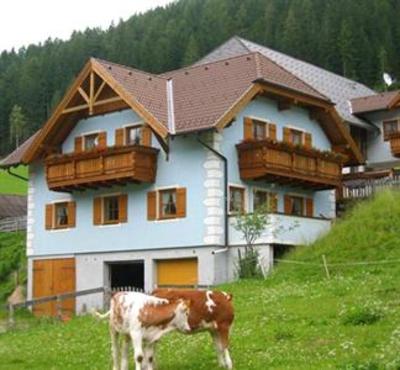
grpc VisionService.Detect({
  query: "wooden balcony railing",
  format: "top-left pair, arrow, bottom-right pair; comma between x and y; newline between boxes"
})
46,145 -> 159,191
236,140 -> 345,189
388,132 -> 400,157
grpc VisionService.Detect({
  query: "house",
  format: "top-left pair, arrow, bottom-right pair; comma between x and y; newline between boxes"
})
1,36 -> 387,316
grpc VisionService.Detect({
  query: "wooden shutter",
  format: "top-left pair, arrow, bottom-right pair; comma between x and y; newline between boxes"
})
115,128 -> 125,146
284,195 -> 292,215
93,197 -> 102,225
306,198 -> 314,217
283,127 -> 291,143
98,132 -> 107,149
244,117 -> 253,140
268,123 -> 277,141
74,137 -> 83,153
176,188 -> 187,218
67,202 -> 76,228
147,191 -> 157,221
304,133 -> 312,149
45,204 -> 54,230
119,194 -> 128,223
269,193 -> 278,213
141,125 -> 152,146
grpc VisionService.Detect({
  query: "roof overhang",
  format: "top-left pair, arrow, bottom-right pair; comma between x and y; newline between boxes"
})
22,59 -> 169,164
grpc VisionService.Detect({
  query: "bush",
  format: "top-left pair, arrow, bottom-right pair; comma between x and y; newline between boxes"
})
237,247 -> 263,279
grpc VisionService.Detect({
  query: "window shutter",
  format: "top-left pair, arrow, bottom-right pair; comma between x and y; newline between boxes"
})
244,117 -> 253,140
176,188 -> 187,218
98,132 -> 107,149
115,128 -> 125,146
269,193 -> 278,213
74,137 -> 83,153
45,204 -> 54,230
68,202 -> 76,228
119,194 -> 128,223
304,133 -> 312,149
141,125 -> 152,146
284,195 -> 292,214
283,127 -> 291,143
93,197 -> 102,225
268,123 -> 277,140
147,191 -> 157,221
306,198 -> 314,217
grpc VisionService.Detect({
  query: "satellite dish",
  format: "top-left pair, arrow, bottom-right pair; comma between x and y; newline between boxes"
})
383,72 -> 393,87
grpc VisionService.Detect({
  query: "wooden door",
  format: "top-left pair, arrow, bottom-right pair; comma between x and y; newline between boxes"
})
157,258 -> 198,287
33,258 -> 76,317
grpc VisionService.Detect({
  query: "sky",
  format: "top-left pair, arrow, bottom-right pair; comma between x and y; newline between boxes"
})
0,0 -> 175,52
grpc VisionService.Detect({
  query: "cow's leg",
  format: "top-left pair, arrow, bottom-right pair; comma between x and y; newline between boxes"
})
144,343 -> 155,370
120,335 -> 130,370
219,324 -> 233,370
131,332 -> 144,370
211,331 -> 226,368
110,327 -> 120,370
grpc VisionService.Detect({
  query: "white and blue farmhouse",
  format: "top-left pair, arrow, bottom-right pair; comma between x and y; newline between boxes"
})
1,39 -> 370,315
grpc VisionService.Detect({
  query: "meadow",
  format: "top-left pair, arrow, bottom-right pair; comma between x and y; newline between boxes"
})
0,166 -> 28,195
0,191 -> 400,369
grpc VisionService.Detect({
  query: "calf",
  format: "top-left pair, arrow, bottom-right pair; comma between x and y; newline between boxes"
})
96,291 -> 191,370
153,289 -> 234,369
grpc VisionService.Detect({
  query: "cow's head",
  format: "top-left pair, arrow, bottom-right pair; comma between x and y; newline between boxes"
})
172,299 -> 191,332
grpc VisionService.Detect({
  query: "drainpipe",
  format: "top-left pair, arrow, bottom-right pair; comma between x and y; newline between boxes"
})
6,167 -> 28,182
197,136 -> 229,249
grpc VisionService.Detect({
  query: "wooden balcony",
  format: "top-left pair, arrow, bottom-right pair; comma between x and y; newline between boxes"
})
388,132 -> 400,157
46,145 -> 159,192
236,140 -> 344,190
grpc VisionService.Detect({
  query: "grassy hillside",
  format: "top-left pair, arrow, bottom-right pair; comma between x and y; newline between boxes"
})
0,167 -> 28,195
0,191 -> 400,369
0,232 -> 26,303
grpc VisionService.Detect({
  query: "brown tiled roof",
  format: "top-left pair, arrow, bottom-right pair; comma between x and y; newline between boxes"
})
165,52 -> 328,133
0,131 -> 40,168
95,59 -> 169,128
0,195 -> 27,219
351,90 -> 400,114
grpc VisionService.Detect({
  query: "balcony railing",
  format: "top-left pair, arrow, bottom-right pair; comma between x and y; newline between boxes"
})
388,132 -> 400,157
236,139 -> 344,189
46,145 -> 159,191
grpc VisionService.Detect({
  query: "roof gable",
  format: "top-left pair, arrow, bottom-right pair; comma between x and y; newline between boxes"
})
351,90 -> 400,114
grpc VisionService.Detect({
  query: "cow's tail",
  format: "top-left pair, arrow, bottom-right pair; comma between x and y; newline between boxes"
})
92,309 -> 111,320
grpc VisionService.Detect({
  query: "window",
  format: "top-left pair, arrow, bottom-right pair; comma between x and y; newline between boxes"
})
104,196 -> 120,223
253,120 -> 267,140
284,195 -> 313,217
159,189 -> 177,219
229,186 -> 245,214
253,190 -> 269,212
383,119 -> 400,140
55,202 -> 69,227
45,201 -> 76,230
84,133 -> 99,151
290,129 -> 304,146
126,125 -> 142,145
290,196 -> 304,216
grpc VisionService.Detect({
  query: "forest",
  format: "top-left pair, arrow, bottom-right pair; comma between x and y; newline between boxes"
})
0,0 -> 399,156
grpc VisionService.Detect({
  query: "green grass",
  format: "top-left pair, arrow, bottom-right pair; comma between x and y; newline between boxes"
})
1,191 -> 400,369
0,166 -> 28,195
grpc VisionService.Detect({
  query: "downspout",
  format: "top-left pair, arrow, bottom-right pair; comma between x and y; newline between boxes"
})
197,136 -> 229,249
6,167 -> 28,182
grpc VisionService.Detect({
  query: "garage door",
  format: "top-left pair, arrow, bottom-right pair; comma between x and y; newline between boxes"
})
33,258 -> 76,318
157,258 -> 198,287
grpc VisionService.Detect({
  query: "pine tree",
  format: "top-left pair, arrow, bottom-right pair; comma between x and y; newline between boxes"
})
9,105 -> 28,149
182,35 -> 200,66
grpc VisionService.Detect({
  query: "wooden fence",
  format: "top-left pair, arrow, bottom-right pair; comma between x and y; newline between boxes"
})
340,175 -> 400,200
0,216 -> 26,232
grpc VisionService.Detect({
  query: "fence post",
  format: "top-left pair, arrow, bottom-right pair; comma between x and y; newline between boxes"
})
8,304 -> 15,328
104,287 -> 112,310
322,254 -> 331,279
56,295 -> 63,320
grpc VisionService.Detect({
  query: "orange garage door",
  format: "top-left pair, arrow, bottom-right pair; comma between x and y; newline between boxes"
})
33,258 -> 76,318
157,258 -> 198,287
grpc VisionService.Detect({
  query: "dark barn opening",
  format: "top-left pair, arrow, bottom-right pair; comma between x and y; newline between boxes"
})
108,261 -> 144,291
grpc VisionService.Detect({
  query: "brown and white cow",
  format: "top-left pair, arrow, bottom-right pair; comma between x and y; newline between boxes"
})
153,289 -> 234,369
96,291 -> 191,370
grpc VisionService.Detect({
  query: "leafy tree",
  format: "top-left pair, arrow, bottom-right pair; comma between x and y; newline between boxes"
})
9,105 -> 28,148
